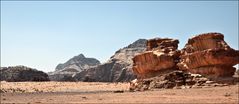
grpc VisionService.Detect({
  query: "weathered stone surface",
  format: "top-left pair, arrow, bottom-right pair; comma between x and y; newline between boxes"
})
178,32 -> 239,77
129,71 -> 211,91
132,51 -> 175,75
178,49 -> 239,70
130,32 -> 238,91
132,38 -> 180,78
181,32 -> 231,54
146,38 -> 179,51
129,70 -> 238,91
186,66 -> 236,78
48,54 -> 100,81
73,39 -> 147,82
0,66 -> 49,82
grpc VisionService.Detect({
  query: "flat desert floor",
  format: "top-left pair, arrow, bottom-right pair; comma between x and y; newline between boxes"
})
0,81 -> 238,103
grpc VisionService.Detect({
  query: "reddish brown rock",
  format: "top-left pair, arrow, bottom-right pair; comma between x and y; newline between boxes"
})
187,66 -> 236,78
178,49 -> 239,70
181,32 -> 231,54
130,32 -> 238,91
178,32 -> 239,77
132,51 -> 176,75
146,38 -> 179,51
132,38 -> 180,78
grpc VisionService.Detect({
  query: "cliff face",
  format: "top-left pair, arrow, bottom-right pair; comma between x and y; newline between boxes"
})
73,39 -> 147,82
132,38 -> 180,78
177,33 -> 239,78
0,66 -> 49,82
48,54 -> 100,81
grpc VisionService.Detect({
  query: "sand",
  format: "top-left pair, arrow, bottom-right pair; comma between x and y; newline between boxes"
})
0,81 -> 238,103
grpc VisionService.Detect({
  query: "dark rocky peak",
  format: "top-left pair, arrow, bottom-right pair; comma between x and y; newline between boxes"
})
110,39 -> 147,62
55,53 -> 100,71
72,54 -> 85,61
50,54 -> 100,81
126,39 -> 147,48
0,65 -> 49,82
73,39 -> 148,82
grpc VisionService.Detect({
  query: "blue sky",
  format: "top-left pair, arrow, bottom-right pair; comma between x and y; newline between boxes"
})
1,1 -> 238,72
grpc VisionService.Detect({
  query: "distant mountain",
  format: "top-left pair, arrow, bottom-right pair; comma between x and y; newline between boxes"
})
0,65 -> 49,82
73,39 -> 147,82
48,54 -> 100,81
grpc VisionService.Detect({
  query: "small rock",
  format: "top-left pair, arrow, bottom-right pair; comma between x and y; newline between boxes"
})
113,90 -> 124,93
224,93 -> 231,97
82,96 -> 88,99
205,81 -> 214,84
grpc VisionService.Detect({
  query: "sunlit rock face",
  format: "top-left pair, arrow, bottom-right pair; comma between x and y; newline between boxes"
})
177,32 -> 239,78
130,32 -> 239,91
132,38 -> 180,78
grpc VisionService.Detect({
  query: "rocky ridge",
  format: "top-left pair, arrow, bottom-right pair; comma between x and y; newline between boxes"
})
0,66 -> 49,82
48,54 -> 100,81
73,39 -> 147,82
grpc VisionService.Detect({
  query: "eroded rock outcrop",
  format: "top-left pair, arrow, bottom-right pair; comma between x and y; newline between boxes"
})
0,66 -> 49,82
132,38 -> 180,78
130,32 -> 239,91
178,32 -> 239,78
73,39 -> 147,82
129,70 -> 236,91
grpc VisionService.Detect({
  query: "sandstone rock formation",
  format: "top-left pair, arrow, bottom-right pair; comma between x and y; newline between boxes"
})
132,38 -> 180,78
73,39 -> 147,82
130,32 -> 239,91
177,32 -> 239,78
0,66 -> 49,82
48,54 -> 100,81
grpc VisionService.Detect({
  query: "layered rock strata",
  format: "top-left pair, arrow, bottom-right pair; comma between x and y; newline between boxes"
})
130,32 -> 239,91
132,38 -> 180,78
178,33 -> 239,78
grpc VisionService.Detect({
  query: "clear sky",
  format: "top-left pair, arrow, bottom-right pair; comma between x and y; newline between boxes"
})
1,1 -> 238,72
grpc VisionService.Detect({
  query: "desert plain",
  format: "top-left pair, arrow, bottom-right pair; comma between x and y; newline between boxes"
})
0,81 -> 238,103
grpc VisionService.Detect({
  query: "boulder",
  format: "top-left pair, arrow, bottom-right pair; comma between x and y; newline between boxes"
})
181,32 -> 231,54
132,38 -> 180,78
0,66 -> 49,82
178,32 -> 239,77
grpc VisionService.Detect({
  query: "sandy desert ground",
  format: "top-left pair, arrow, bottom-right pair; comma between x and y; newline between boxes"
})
0,81 -> 238,103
